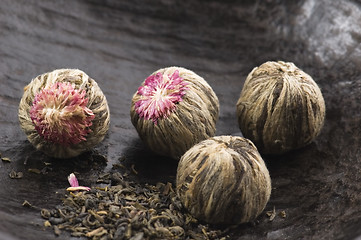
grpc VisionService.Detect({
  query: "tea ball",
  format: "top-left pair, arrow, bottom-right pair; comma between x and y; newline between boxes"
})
176,136 -> 271,225
19,69 -> 110,158
130,66 -> 219,159
236,61 -> 325,155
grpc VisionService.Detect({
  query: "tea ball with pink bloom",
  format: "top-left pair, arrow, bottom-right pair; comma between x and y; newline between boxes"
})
19,69 -> 110,158
130,66 -> 219,159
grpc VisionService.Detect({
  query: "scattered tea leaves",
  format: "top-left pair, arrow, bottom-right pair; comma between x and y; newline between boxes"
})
43,172 -> 231,239
266,207 -> 286,221
9,170 -> 23,179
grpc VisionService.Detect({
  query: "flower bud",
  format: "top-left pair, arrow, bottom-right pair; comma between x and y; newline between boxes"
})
19,69 -> 110,158
130,66 -> 219,159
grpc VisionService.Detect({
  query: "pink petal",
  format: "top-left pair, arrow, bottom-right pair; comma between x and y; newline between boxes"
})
67,173 -> 91,191
68,173 -> 79,187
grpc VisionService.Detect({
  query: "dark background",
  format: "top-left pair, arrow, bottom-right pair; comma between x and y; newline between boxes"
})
1,0 -> 361,239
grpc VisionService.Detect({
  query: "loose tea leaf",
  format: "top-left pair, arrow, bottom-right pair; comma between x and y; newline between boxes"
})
266,207 -> 276,222
54,225 -> 61,236
9,170 -> 23,179
22,200 -> 33,208
28,168 -> 41,174
41,209 -> 51,219
85,227 -> 107,238
43,172 -> 231,239
279,211 -> 287,218
44,220 -> 52,227
1,157 -> 11,163
131,164 -> 138,175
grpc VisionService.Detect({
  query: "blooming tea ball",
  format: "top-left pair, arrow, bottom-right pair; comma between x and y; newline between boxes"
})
236,61 -> 326,155
19,69 -> 110,158
130,66 -> 219,159
176,136 -> 271,225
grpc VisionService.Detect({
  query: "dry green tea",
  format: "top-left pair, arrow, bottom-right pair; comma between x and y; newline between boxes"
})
41,167 -> 231,239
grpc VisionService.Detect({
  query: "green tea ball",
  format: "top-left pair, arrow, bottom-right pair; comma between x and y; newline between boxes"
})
19,69 -> 110,158
130,66 -> 219,159
236,61 -> 326,155
176,136 -> 271,225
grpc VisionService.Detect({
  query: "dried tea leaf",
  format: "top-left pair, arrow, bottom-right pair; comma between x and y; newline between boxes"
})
9,170 -> 23,179
112,163 -> 126,170
53,226 -> 61,236
41,209 -> 51,219
131,164 -> 138,175
163,182 -> 173,195
279,210 -> 286,218
130,232 -> 144,240
28,168 -> 41,174
266,206 -> 276,221
67,186 -> 91,192
44,220 -> 51,227
85,227 -> 107,238
23,157 -> 28,165
97,210 -> 108,215
124,195 -> 137,201
22,200 -> 33,208
71,232 -> 84,237
1,157 -> 11,162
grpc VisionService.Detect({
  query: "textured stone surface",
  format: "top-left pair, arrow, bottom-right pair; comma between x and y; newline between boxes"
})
0,0 -> 361,239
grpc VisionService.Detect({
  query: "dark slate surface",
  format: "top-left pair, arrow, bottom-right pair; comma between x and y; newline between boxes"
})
1,0 -> 361,239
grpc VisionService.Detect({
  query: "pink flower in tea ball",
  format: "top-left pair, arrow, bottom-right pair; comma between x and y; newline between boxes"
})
30,82 -> 95,146
18,69 -> 110,158
131,67 -> 219,159
134,70 -> 188,124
